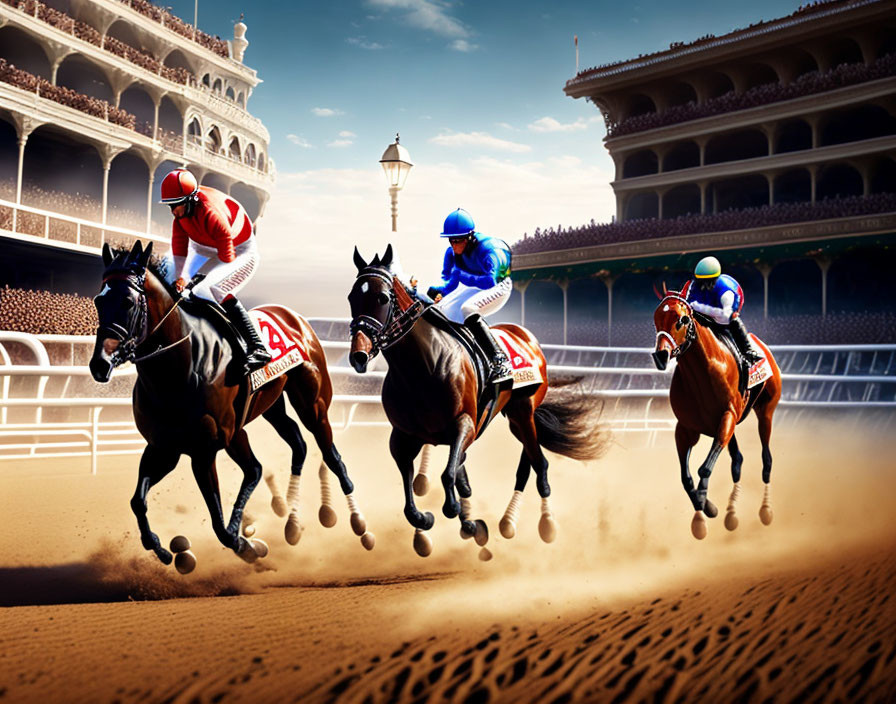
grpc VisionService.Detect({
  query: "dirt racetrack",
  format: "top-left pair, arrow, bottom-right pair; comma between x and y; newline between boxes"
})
1,413 -> 895,702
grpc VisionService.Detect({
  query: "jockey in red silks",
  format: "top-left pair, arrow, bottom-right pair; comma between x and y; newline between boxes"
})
159,168 -> 271,373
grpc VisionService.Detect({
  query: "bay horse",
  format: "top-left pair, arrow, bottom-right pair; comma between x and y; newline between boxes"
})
348,245 -> 608,556
653,293 -> 782,539
89,241 -> 373,570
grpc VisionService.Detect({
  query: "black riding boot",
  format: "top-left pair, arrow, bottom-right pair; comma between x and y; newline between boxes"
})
222,298 -> 271,374
464,313 -> 513,384
729,317 -> 763,364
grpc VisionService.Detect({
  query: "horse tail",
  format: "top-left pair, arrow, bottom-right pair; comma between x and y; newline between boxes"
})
533,389 -> 610,462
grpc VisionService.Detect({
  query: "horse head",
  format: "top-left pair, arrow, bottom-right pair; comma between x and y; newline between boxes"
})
653,292 -> 694,370
347,244 -> 396,373
89,240 -> 153,382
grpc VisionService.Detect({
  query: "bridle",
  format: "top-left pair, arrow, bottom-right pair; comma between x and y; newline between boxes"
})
97,270 -> 188,366
349,267 -> 425,359
656,295 -> 697,359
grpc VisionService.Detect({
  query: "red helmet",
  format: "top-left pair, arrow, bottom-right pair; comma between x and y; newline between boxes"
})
159,169 -> 199,204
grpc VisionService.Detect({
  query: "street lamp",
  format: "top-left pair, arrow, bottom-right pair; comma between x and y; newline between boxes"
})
379,133 -> 413,232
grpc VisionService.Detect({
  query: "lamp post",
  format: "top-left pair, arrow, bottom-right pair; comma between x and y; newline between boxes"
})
379,133 -> 413,232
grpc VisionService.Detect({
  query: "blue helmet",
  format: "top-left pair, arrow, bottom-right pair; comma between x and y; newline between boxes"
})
441,208 -> 476,238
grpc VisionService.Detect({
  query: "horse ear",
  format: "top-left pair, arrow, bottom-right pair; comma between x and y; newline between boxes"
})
129,240 -> 143,263
381,243 -> 393,268
353,246 -> 366,272
371,253 -> 381,267
140,241 -> 153,267
102,242 -> 113,267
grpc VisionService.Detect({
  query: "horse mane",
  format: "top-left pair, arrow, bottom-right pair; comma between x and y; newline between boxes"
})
106,242 -> 177,297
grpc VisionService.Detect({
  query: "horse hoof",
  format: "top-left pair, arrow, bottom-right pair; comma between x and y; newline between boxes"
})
474,519 -> 489,547
499,518 -> 516,540
243,523 -> 256,538
237,540 -> 259,563
704,499 -> 719,518
350,512 -> 367,536
271,496 -> 288,518
724,512 -> 739,531
691,512 -> 707,540
174,550 -> 196,574
319,505 -> 338,528
460,521 -> 476,540
478,547 -> 493,562
285,515 -> 303,546
422,512 -> 435,531
169,535 -> 191,553
248,538 -> 269,559
759,506 -> 774,525
538,515 -> 557,543
360,532 -> 376,551
413,473 -> 430,497
413,530 -> 433,558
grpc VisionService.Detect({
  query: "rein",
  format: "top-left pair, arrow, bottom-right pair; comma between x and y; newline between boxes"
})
350,268 -> 426,358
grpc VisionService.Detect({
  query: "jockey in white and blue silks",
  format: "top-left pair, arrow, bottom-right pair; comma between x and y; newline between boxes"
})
425,208 -> 513,384
680,256 -> 763,365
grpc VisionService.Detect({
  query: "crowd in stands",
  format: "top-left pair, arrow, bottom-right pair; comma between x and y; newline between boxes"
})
0,0 -> 193,84
513,193 -> 896,255
114,0 -> 229,58
0,58 -> 136,129
608,53 -> 896,137
0,286 -> 97,335
522,311 -> 896,347
573,0 -> 863,83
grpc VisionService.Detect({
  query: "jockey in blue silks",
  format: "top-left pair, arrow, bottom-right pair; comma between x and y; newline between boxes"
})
426,208 -> 513,384
681,256 -> 764,366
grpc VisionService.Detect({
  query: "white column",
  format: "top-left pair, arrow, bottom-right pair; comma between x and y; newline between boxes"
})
559,279 -> 569,346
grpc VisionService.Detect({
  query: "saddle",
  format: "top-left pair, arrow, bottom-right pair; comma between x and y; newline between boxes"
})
420,306 -> 509,433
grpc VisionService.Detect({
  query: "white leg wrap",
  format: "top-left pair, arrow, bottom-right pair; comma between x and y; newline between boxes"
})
727,482 -> 742,512
538,497 -> 557,543
418,445 -> 431,475
318,462 -> 337,528
499,490 -> 523,539
761,483 -> 771,507
346,493 -> 359,513
286,474 -> 301,514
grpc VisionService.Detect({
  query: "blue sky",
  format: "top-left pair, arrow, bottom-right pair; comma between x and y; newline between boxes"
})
160,0 -> 805,313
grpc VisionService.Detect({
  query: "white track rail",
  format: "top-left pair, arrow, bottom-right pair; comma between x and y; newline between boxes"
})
1,332 -> 894,473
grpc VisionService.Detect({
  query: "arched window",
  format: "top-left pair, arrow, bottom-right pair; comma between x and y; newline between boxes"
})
205,126 -> 222,153
228,137 -> 241,160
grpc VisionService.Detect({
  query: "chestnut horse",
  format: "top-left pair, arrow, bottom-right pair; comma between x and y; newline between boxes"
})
653,293 -> 781,539
89,241 -> 373,570
348,245 -> 608,556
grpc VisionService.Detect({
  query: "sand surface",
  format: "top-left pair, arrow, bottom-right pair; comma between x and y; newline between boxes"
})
1,414 -> 895,702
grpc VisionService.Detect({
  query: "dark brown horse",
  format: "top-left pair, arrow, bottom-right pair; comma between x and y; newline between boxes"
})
348,245 -> 608,556
653,293 -> 782,539
89,241 -> 373,570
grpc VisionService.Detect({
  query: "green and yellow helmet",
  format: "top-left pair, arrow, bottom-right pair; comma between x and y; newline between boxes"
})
695,256 -> 721,279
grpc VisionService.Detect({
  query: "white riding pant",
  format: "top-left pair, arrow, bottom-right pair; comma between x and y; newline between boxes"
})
436,278 -> 512,324
163,238 -> 259,304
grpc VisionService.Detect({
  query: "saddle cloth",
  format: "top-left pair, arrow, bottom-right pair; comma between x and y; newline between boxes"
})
713,327 -> 771,391
248,309 -> 310,392
493,328 -> 543,389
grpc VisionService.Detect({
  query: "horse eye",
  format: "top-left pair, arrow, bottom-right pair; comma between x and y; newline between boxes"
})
377,292 -> 390,306
680,315 -> 690,327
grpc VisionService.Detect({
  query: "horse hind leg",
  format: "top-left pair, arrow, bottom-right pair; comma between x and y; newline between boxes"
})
293,393 -> 374,550
456,462 -> 489,549
262,396 -> 307,525
507,398 -> 555,543
499,450 -> 530,539
725,434 -> 744,531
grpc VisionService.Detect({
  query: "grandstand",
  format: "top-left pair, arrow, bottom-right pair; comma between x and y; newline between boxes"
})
0,0 -> 273,296
510,0 -> 896,346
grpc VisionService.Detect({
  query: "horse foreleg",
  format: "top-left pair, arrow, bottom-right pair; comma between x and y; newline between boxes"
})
725,434 -> 744,531
442,414 -> 474,522
389,429 -> 431,530
757,405 -> 775,525
131,444 -> 180,564
696,411 -> 737,518
191,451 -> 251,557
223,429 -> 263,537
675,423 -> 707,539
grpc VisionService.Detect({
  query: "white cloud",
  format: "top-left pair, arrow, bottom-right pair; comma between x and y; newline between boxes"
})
286,134 -> 312,148
495,121 -> 517,131
528,116 -> 590,133
338,130 -> 357,138
367,0 -> 467,38
327,139 -> 354,148
450,39 -> 478,52
312,107 -> 344,117
249,158 -> 615,315
429,130 -> 531,153
346,36 -> 384,50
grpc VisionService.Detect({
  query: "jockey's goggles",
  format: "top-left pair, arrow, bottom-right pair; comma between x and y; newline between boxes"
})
448,235 -> 472,245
